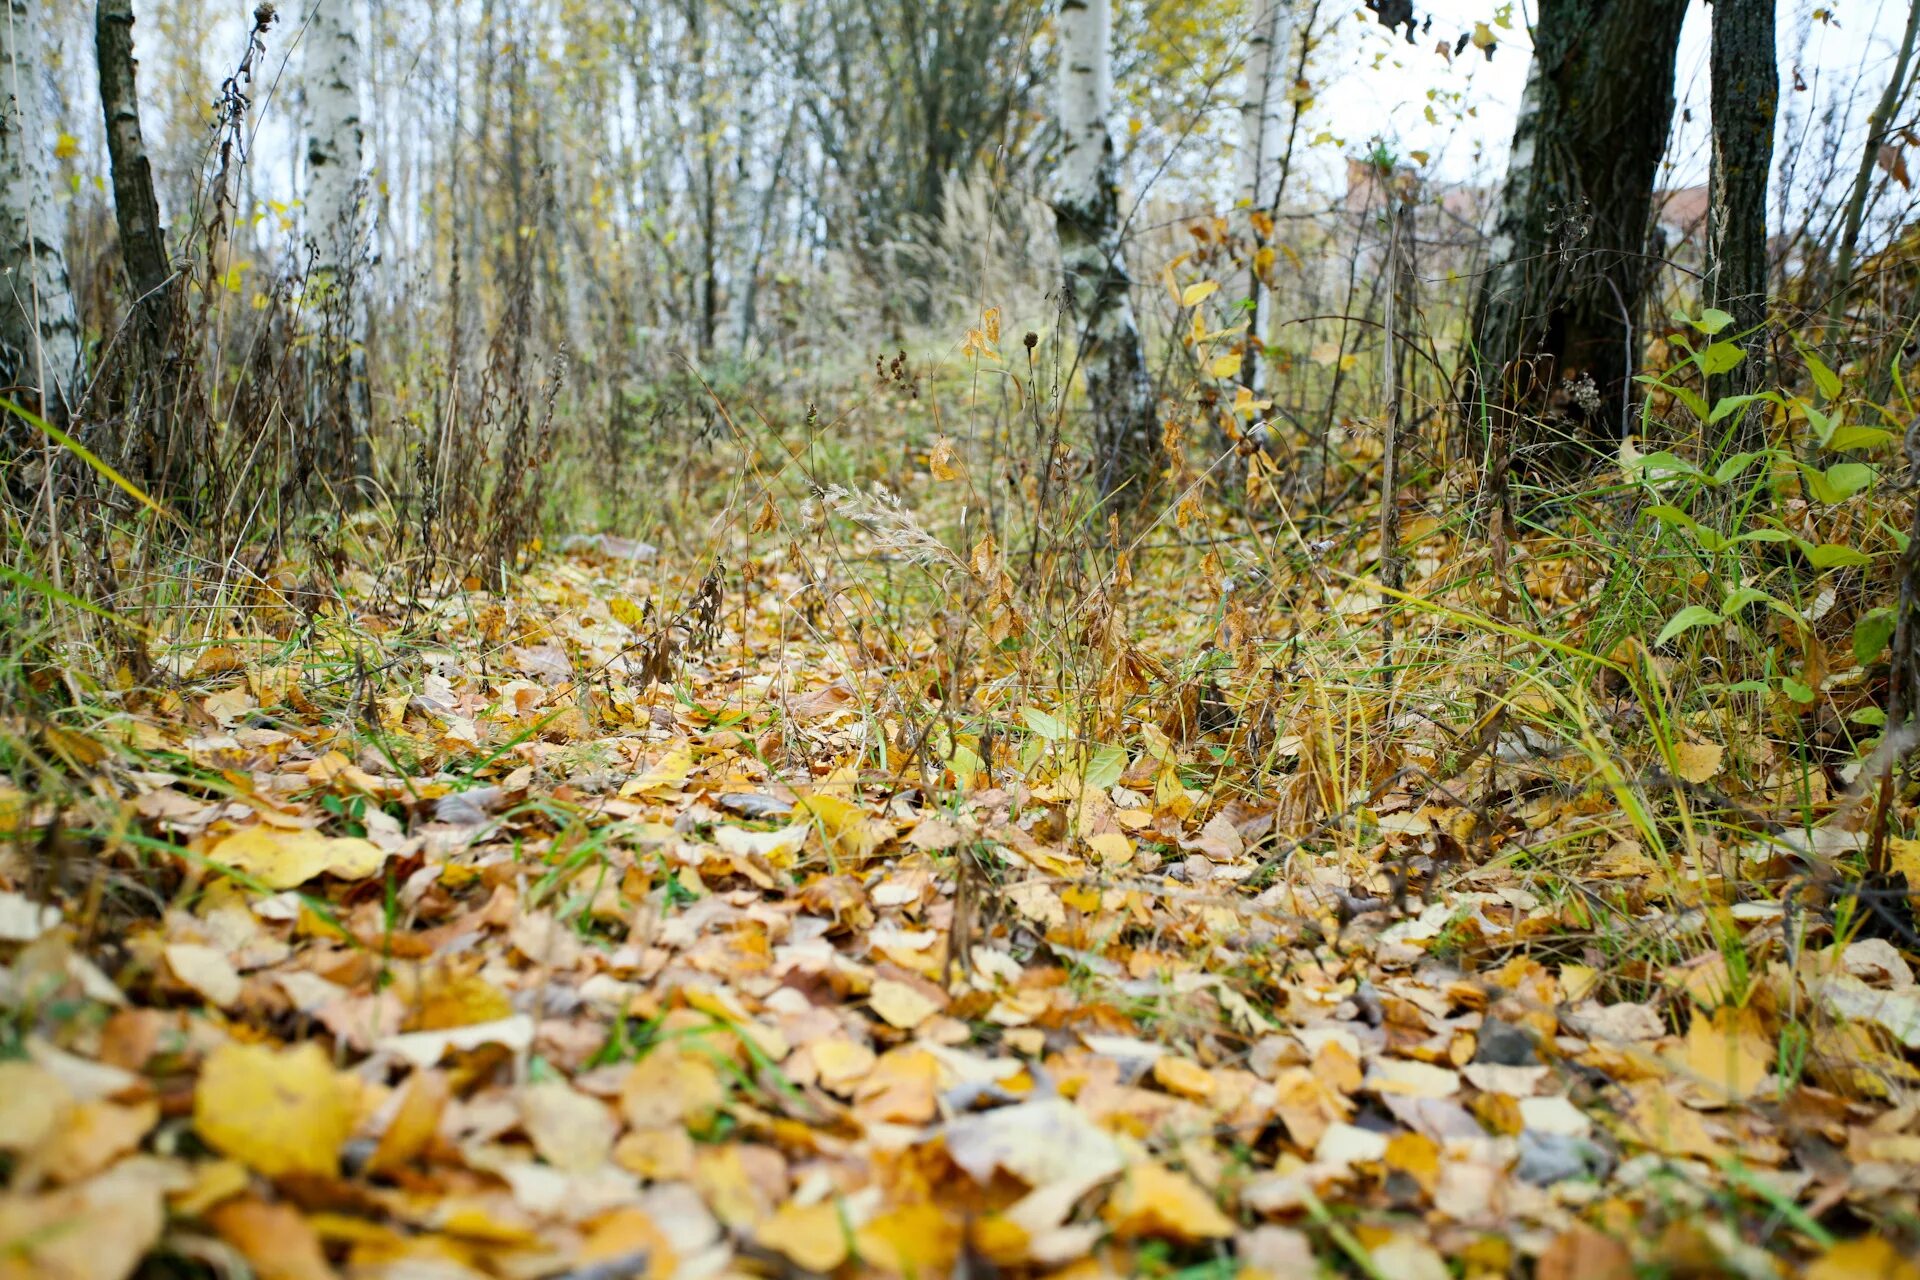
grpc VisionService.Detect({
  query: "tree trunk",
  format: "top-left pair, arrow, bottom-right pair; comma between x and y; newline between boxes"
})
96,1 -> 177,355
0,0 -> 82,430
1706,0 -> 1777,419
1238,0 -> 1295,396
304,0 -> 370,486
1467,0 -> 1685,474
1055,0 -> 1157,502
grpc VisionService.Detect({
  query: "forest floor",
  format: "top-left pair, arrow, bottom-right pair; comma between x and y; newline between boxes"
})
5,404 -> 1920,1280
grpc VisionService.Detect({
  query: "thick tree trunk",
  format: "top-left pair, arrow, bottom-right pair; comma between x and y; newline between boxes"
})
96,1 -> 177,354
1055,0 -> 1157,502
0,0 -> 82,429
304,0 -> 370,485
1238,0 -> 1295,396
1706,0 -> 1777,418
1467,0 -> 1685,473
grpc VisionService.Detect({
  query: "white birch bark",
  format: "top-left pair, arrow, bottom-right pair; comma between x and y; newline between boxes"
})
1237,0 -> 1295,393
305,0 -> 365,288
0,0 -> 81,417
1055,0 -> 1156,499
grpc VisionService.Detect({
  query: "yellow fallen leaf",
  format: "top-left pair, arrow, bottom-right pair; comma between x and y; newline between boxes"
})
207,827 -> 388,890
0,1159 -> 168,1280
1806,1235 -> 1920,1280
32,1099 -> 157,1185
0,1061 -> 71,1152
165,943 -> 242,1008
1103,1162 -> 1234,1242
620,1046 -> 725,1129
518,1080 -> 616,1172
869,978 -> 941,1030
795,793 -> 895,863
194,1041 -> 356,1179
206,1197 -> 336,1280
1618,1081 -> 1725,1161
809,1037 -> 877,1092
856,1202 -> 963,1276
1151,1055 -> 1215,1102
1672,739 -> 1724,784
754,1199 -> 848,1273
1085,831 -> 1132,867
1671,1005 -> 1773,1104
580,1207 -> 678,1278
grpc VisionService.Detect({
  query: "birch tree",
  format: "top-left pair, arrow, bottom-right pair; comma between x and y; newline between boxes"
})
0,0 -> 82,426
1055,0 -> 1156,500
1705,0 -> 1777,413
303,0 -> 369,482
1467,0 -> 1685,471
1238,0 -> 1295,394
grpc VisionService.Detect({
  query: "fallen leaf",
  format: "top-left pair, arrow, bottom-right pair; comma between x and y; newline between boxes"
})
207,827 -> 388,890
753,1199 -> 848,1272
193,1041 -> 356,1178
1103,1162 -> 1234,1242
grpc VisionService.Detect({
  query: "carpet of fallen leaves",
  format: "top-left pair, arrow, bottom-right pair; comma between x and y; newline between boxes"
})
4,526 -> 1920,1280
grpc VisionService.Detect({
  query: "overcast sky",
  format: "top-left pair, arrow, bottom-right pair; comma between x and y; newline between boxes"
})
1299,0 -> 1912,214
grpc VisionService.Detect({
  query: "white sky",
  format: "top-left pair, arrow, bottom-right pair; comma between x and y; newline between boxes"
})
1297,0 -> 1912,208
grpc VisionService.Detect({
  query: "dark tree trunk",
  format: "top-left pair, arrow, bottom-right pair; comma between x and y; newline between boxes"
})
1706,0 -> 1777,421
96,1 -> 175,345
1467,0 -> 1686,474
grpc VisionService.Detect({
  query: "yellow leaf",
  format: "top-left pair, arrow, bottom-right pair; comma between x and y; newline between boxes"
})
795,793 -> 895,863
0,1159 -> 167,1280
0,1061 -> 71,1152
809,1038 -> 877,1093
1180,280 -> 1220,308
518,1080 -> 616,1172
207,827 -> 388,890
1103,1162 -> 1234,1242
754,1200 -> 848,1273
619,1046 -> 725,1129
856,1202 -> 962,1276
207,1197 -> 335,1280
1086,831 -> 1133,867
165,944 -> 242,1008
1151,1056 -> 1216,1102
930,434 -> 965,481
366,1071 -> 449,1176
580,1208 -> 678,1278
1208,352 -> 1243,379
1672,739 -> 1724,784
194,1042 -> 356,1179
1807,1236 -> 1920,1280
618,745 -> 694,796
870,978 -> 941,1030
33,1099 -> 157,1184
53,132 -> 79,160
609,596 -> 646,627
1671,1005 -> 1773,1104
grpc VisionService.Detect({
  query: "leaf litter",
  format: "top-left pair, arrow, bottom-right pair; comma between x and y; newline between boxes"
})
1,516 -> 1918,1279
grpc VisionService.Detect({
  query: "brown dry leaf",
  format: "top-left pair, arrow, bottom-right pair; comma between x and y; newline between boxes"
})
620,1046 -> 725,1128
193,1041 -> 357,1178
207,1197 -> 338,1280
1102,1162 -> 1234,1242
32,1099 -> 158,1184
1536,1224 -> 1635,1280
1617,1082 -> 1725,1161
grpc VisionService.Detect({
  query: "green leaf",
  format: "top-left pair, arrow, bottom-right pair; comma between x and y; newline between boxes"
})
1794,539 -> 1874,570
1799,461 -> 1876,503
1728,528 -> 1792,545
1656,605 -> 1723,646
1630,450 -> 1704,484
1696,341 -> 1746,376
1082,743 -> 1127,790
1780,677 -> 1816,704
1854,607 -> 1896,665
1707,393 -> 1775,425
1799,345 -> 1842,399
1675,386 -> 1712,422
1710,451 -> 1767,486
1824,425 -> 1895,452
1695,308 -> 1736,336
1850,706 -> 1888,727
1020,706 -> 1068,741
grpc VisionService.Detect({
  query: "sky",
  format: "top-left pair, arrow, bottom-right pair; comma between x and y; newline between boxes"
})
1297,0 -> 1913,214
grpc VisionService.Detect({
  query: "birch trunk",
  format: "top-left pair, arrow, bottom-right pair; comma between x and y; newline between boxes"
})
1705,0 -> 1777,415
1237,0 -> 1295,394
303,0 -> 369,484
0,0 -> 82,426
1466,0 -> 1685,473
1055,0 -> 1156,501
